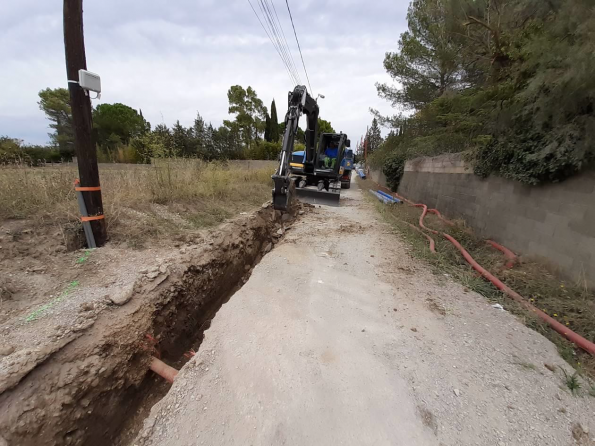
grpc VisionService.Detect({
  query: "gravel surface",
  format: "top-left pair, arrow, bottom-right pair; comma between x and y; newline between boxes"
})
134,184 -> 595,446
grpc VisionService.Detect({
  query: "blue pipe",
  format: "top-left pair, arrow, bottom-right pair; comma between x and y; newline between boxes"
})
369,190 -> 394,205
376,190 -> 401,203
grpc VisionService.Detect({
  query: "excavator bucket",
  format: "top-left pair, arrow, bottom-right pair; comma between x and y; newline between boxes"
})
295,186 -> 341,207
272,176 -> 297,212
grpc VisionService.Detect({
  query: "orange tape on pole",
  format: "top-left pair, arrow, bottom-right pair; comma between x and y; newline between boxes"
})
81,215 -> 105,222
75,186 -> 101,192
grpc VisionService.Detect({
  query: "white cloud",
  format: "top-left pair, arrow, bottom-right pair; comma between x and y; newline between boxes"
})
0,0 -> 408,145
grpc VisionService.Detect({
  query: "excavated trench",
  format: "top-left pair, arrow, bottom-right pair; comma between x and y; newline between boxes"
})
0,203 -> 301,446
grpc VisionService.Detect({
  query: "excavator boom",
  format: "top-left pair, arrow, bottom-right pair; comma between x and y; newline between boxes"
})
272,85 -> 319,211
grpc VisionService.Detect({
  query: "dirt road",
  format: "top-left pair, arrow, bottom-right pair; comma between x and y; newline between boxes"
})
135,184 -> 595,446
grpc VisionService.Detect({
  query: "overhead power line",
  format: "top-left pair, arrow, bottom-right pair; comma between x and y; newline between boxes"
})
247,0 -> 307,88
247,0 -> 296,85
258,0 -> 300,84
285,0 -> 313,95
267,0 -> 301,83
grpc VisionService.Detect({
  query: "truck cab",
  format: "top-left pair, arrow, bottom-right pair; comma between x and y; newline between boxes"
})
340,148 -> 354,189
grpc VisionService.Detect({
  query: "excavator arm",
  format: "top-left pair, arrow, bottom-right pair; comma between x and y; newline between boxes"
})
272,85 -> 319,211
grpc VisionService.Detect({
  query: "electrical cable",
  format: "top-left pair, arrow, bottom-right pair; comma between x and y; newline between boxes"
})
285,0 -> 313,94
258,0 -> 298,84
247,0 -> 296,85
266,0 -> 301,84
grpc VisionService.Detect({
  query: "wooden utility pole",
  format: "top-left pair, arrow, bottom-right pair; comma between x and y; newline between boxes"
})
64,0 -> 107,246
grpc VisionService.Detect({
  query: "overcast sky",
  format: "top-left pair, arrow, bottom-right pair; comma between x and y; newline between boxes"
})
0,0 -> 408,146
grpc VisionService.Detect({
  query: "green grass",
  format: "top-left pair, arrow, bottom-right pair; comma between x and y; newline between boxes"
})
362,178 -> 595,379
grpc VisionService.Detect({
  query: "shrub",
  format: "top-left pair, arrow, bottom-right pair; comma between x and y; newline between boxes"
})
383,151 -> 407,191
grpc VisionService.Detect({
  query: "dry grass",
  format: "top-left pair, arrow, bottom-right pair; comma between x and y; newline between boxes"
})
361,178 -> 595,379
0,159 -> 273,247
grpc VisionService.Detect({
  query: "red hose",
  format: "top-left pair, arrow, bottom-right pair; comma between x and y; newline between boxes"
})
427,208 -> 455,226
417,204 -> 439,236
441,233 -> 595,356
405,222 -> 436,253
486,240 -> 517,269
391,189 -> 595,357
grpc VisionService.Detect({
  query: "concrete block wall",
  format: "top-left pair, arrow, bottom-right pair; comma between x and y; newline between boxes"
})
380,153 -> 595,287
368,168 -> 388,188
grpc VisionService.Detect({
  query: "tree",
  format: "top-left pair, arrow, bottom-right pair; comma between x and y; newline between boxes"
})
191,112 -> 207,158
317,118 -> 335,134
139,109 -> 151,133
227,85 -> 267,149
366,118 -> 383,154
264,113 -> 272,142
0,137 -> 61,166
270,99 -> 280,142
93,103 -> 146,149
38,88 -> 74,158
214,123 -> 243,160
153,124 -> 176,157
375,0 -> 466,111
172,120 -> 194,156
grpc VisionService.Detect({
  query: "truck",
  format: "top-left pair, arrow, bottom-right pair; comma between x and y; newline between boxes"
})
340,148 -> 354,189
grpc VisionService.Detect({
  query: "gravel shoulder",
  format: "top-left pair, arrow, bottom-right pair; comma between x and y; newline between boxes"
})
135,184 -> 595,446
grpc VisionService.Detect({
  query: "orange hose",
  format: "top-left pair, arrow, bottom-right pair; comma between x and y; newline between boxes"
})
486,240 -> 517,269
149,357 -> 178,383
391,189 -> 595,357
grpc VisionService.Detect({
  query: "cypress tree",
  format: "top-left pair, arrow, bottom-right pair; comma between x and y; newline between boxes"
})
270,99 -> 279,142
264,113 -> 272,142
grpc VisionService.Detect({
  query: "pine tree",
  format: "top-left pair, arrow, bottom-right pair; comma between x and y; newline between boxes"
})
375,0 -> 466,110
204,123 -> 216,160
367,118 -> 382,154
172,121 -> 188,156
191,112 -> 206,158
38,88 -> 74,158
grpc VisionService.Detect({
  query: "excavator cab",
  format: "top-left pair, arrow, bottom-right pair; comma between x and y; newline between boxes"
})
290,132 -> 350,206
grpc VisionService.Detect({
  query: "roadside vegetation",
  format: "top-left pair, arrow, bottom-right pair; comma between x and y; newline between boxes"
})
365,0 -> 594,190
2,85 -> 334,166
362,179 -> 595,387
0,160 -> 273,247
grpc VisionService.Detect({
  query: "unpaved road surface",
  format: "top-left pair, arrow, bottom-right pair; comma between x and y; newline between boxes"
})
135,184 -> 595,446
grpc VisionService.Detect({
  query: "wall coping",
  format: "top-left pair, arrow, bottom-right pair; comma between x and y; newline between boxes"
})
404,153 -> 472,174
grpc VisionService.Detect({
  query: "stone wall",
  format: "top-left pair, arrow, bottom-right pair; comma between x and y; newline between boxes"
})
380,153 -> 595,286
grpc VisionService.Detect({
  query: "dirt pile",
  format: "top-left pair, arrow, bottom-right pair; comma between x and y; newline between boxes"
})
0,202 -> 302,446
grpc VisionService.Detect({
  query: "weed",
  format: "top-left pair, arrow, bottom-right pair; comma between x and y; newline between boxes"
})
589,384 -> 595,398
561,367 -> 581,395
